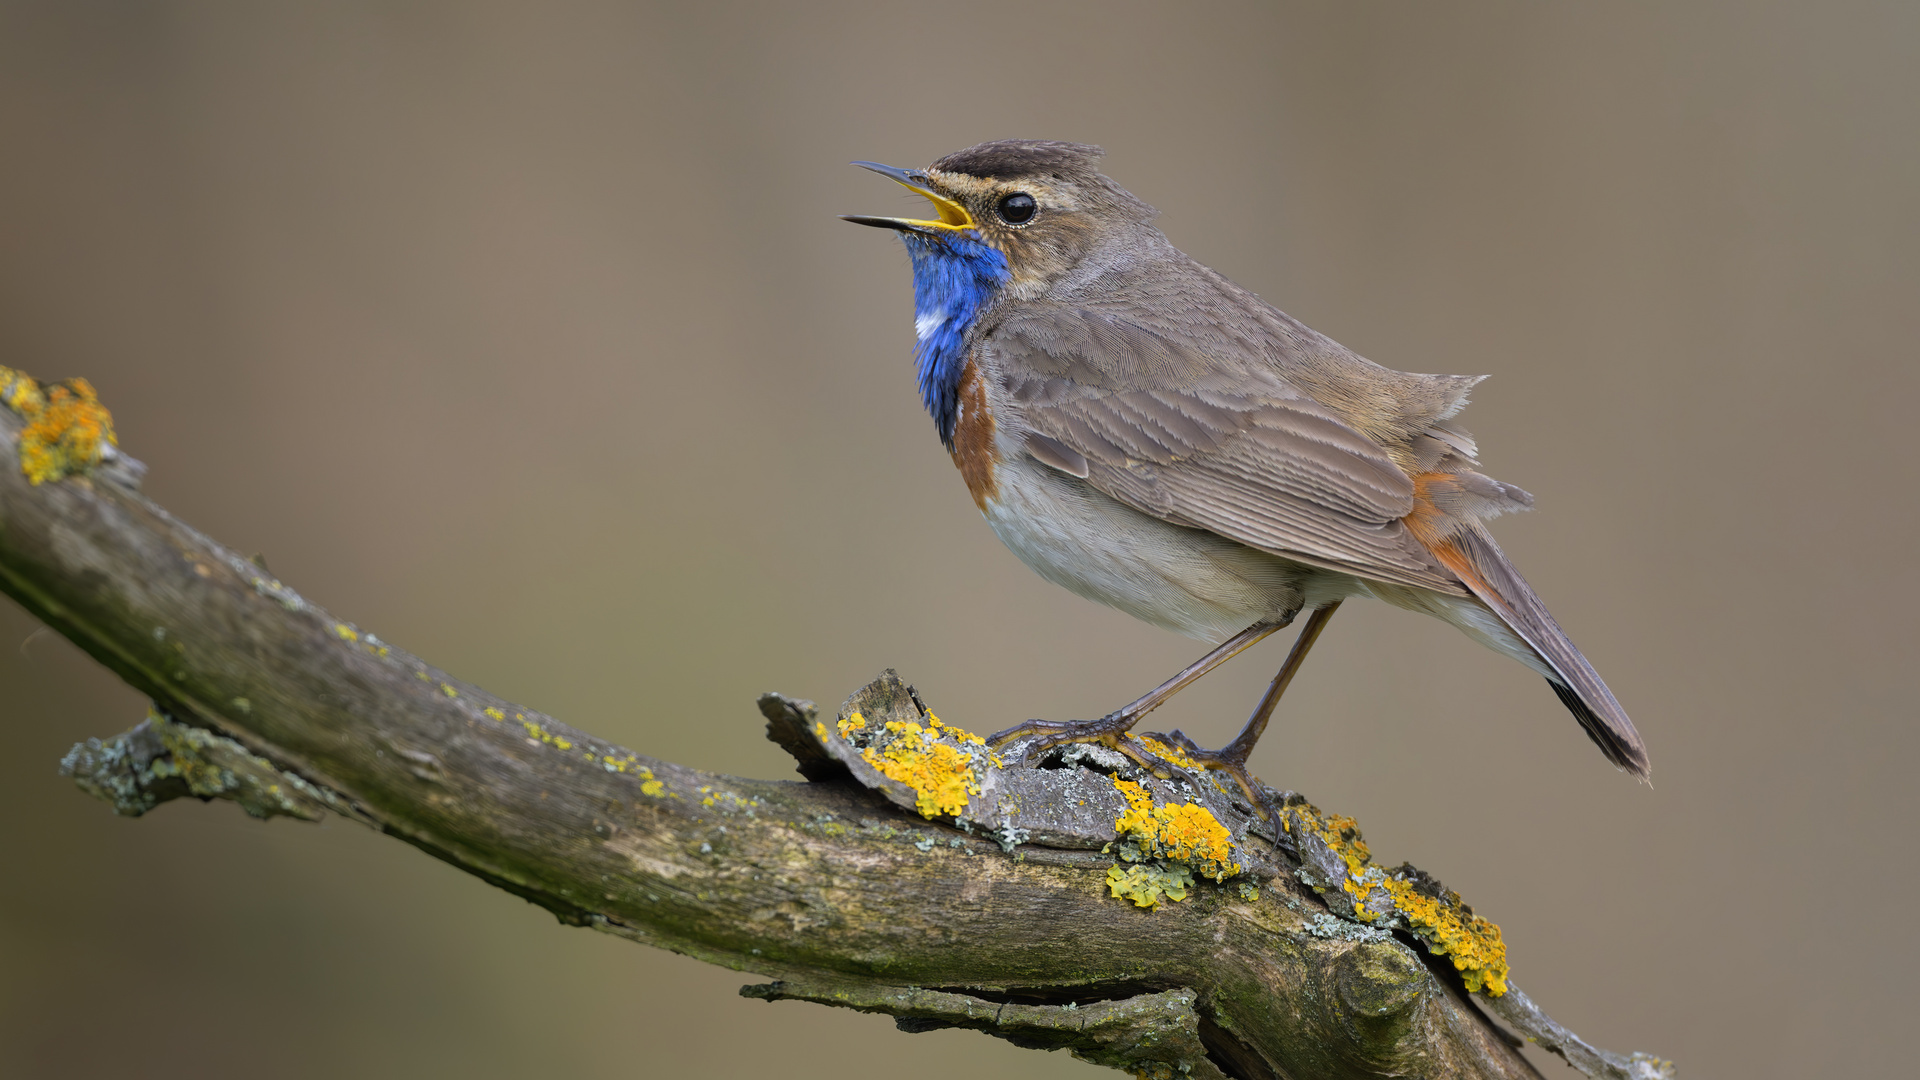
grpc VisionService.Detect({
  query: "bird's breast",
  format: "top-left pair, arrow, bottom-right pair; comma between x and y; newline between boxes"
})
949,359 -> 1000,511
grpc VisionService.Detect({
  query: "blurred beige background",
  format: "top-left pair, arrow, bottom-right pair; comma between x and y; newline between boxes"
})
2,2 -> 1914,1077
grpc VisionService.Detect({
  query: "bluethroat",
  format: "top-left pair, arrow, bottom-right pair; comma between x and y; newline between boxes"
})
844,141 -> 1648,806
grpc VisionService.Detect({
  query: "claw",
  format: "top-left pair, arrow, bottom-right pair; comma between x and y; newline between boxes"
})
1109,735 -> 1186,780
981,612 -> 1330,851
1138,728 -> 1286,843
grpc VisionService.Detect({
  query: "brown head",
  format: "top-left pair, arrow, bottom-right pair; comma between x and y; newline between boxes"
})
844,140 -> 1157,296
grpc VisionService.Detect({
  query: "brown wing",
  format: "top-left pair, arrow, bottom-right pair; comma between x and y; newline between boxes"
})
985,307 -> 1470,595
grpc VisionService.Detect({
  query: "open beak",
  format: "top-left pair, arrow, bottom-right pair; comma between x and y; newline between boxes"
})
842,161 -> 977,235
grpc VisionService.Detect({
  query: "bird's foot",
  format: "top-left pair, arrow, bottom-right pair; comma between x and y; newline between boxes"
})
990,715 -> 1227,790
991,718 -> 1291,854
1139,729 -> 1285,841
987,711 -> 1147,765
988,712 -> 1135,752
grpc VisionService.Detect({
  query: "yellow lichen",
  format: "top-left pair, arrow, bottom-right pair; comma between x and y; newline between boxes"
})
333,623 -> 360,642
1,368 -> 45,415
440,683 -> 459,698
640,778 -> 665,798
516,716 -> 580,756
1288,803 -> 1510,996
837,710 -> 867,738
1,368 -> 119,485
483,707 -> 505,721
1313,813 -> 1372,876
925,712 -> 985,745
697,785 -> 758,813
1111,779 -> 1240,882
1106,862 -> 1194,910
859,717 -> 983,819
1377,876 -> 1508,995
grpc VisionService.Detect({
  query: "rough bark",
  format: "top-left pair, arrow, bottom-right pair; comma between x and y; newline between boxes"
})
0,398 -> 1672,1080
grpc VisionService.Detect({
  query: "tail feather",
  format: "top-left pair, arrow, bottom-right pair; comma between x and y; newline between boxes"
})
1428,527 -> 1650,780
1546,679 -> 1647,778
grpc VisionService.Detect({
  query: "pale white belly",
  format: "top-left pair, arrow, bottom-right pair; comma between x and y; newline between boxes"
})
979,456 -> 1368,642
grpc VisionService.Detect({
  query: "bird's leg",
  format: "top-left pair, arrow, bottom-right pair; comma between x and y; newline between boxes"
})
988,619 -> 1289,758
1154,602 -> 1343,825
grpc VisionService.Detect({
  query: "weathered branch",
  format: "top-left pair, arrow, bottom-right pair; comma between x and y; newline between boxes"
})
0,383 -> 1672,1080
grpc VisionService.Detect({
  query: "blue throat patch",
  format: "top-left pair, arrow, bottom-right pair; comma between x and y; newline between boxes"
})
899,232 -> 1010,448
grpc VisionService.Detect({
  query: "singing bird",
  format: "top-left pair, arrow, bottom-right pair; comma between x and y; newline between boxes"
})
844,140 -> 1647,800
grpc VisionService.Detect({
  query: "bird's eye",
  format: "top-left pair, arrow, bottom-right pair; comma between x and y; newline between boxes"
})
996,192 -> 1038,225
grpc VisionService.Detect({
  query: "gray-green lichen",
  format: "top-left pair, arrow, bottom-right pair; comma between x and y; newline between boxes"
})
741,978 -> 1228,1080
61,706 -> 340,821
1304,911 -> 1395,943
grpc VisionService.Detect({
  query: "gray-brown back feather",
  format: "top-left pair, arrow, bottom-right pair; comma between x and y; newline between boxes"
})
967,198 -> 1642,776
977,237 -> 1490,593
